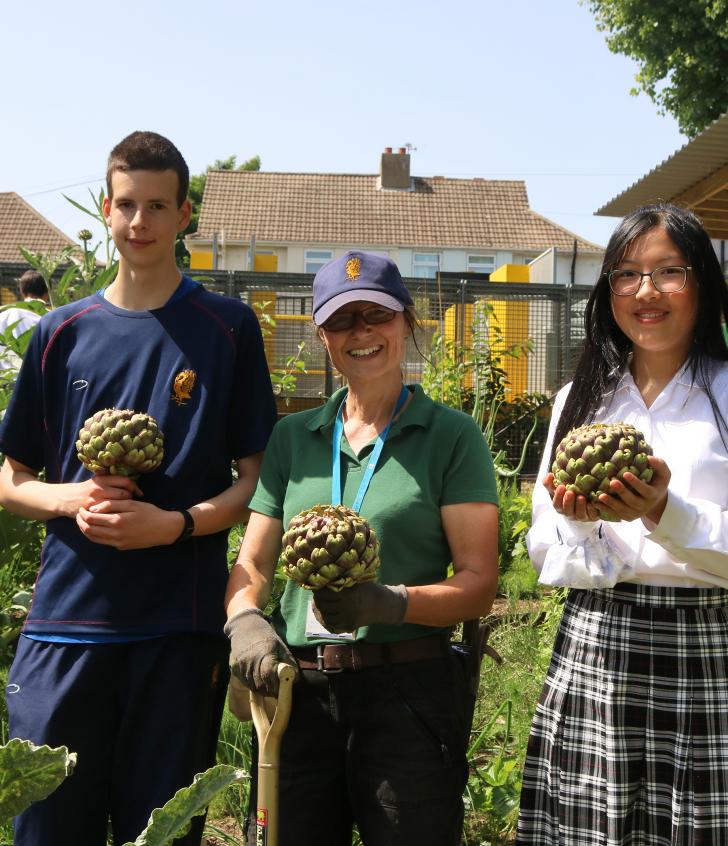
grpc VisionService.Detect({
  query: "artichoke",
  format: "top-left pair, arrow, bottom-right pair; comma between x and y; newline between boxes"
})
551,422 -> 653,516
76,408 -> 164,478
279,504 -> 380,591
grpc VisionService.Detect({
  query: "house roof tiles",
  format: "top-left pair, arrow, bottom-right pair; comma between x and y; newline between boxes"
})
195,171 -> 602,253
0,192 -> 75,262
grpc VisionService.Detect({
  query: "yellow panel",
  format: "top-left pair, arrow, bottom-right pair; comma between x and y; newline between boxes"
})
489,300 -> 529,396
482,266 -> 530,396
490,263 -> 530,282
443,304 -> 475,388
189,250 -> 213,270
254,253 -> 278,272
251,291 -> 276,363
1,287 -> 17,305
443,303 -> 474,348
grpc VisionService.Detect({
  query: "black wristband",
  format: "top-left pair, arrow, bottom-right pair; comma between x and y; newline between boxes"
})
173,509 -> 195,544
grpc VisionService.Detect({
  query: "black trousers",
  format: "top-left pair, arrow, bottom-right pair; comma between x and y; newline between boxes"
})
245,649 -> 473,846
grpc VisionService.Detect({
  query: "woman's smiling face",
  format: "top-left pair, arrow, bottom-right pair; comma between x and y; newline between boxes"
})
319,301 -> 409,385
610,225 -> 699,367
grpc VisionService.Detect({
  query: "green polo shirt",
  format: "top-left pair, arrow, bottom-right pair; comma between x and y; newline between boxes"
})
249,383 -> 498,646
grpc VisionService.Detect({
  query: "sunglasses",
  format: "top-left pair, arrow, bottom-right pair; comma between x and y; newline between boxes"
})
320,305 -> 398,332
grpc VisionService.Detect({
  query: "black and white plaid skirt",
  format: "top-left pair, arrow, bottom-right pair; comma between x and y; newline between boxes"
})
516,583 -> 728,846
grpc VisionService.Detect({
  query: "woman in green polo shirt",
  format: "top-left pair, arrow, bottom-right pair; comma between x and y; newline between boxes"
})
225,251 -> 499,846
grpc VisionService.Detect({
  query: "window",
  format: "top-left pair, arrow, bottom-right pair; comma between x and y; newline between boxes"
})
276,295 -> 312,315
513,254 -> 535,266
304,250 -> 333,274
413,253 -> 440,279
467,255 -> 496,274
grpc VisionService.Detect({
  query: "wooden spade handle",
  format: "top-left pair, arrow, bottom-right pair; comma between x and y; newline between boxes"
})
250,663 -> 296,846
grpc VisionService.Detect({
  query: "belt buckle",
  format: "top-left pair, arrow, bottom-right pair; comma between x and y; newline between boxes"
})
316,643 -> 343,674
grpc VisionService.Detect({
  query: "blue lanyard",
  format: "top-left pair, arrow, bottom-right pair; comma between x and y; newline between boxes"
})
331,385 -> 410,513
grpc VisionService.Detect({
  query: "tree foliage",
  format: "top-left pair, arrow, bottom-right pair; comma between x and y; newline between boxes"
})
584,0 -> 728,137
177,154 -> 260,264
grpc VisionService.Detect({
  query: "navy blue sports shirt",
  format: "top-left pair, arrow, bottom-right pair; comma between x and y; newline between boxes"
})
0,279 -> 277,637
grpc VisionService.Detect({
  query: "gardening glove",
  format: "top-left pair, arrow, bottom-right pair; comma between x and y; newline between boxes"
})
224,608 -> 298,696
312,583 -> 408,633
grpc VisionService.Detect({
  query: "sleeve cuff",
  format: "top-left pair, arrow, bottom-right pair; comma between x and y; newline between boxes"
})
645,490 -> 698,548
554,514 -> 602,544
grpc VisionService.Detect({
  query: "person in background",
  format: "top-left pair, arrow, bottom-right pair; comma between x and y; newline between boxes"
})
0,131 -> 276,846
517,204 -> 728,845
0,270 -> 49,371
225,250 -> 500,846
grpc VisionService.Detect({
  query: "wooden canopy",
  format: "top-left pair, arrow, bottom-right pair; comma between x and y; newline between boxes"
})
597,112 -> 728,239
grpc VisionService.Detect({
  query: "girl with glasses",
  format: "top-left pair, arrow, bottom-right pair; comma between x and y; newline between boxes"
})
517,204 -> 728,845
225,251 -> 500,846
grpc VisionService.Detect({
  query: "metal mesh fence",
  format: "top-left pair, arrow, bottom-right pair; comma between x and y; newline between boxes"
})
192,270 -> 592,390
0,262 -> 594,475
192,269 -> 594,474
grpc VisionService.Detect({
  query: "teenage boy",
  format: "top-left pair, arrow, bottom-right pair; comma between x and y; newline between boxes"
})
0,131 -> 277,846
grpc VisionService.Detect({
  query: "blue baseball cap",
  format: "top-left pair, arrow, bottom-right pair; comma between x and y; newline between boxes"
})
312,251 -> 414,326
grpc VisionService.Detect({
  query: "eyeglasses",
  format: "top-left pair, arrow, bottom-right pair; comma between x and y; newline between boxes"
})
319,306 -> 397,332
607,265 -> 691,296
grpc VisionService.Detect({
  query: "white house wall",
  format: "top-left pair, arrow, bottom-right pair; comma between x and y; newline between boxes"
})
529,250 -> 602,286
216,242 -> 602,283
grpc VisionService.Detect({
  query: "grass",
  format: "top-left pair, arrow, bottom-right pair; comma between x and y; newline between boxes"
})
463,590 -> 564,844
499,552 -> 541,600
0,665 -> 12,846
206,704 -> 253,835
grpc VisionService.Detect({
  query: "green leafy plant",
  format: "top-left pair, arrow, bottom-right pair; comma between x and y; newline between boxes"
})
250,301 -> 308,403
465,700 -> 521,841
19,190 -> 118,310
0,509 -> 44,645
464,590 -> 566,843
423,300 -> 547,476
0,740 -> 76,824
0,745 -> 247,846
121,764 -> 248,846
0,306 -> 48,415
0,590 -> 32,664
270,341 -> 307,404
496,479 -> 538,593
208,708 -> 253,836
64,189 -> 118,270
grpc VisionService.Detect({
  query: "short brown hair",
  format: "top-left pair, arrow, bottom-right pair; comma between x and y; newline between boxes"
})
106,131 -> 189,207
18,269 -> 48,299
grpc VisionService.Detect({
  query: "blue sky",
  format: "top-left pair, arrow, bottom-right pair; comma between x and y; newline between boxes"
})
1,0 -> 687,251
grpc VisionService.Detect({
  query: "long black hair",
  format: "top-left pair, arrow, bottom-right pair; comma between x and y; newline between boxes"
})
550,203 -> 728,462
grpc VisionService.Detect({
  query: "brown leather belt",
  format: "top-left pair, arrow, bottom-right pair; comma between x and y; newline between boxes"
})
290,634 -> 448,673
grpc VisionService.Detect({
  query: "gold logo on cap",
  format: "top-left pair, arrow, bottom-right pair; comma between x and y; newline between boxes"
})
345,257 -> 361,281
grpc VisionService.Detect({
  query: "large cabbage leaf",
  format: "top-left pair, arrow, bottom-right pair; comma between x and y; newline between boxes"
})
126,764 -> 248,846
0,739 -> 76,823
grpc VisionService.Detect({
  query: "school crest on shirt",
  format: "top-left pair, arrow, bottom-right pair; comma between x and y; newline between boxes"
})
171,369 -> 196,406
345,257 -> 361,281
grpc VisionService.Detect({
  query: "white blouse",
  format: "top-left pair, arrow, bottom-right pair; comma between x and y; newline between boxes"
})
527,361 -> 728,588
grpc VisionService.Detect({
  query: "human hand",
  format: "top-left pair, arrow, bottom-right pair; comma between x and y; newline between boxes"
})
594,455 -> 670,524
224,608 -> 298,696
60,475 -> 142,518
312,582 -> 408,633
76,497 -> 182,549
543,472 -> 601,523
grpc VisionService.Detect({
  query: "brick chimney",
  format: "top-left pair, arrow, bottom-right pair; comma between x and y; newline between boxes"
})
379,147 -> 411,190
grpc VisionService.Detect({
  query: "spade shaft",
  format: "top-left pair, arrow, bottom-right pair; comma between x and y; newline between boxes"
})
250,663 -> 295,846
